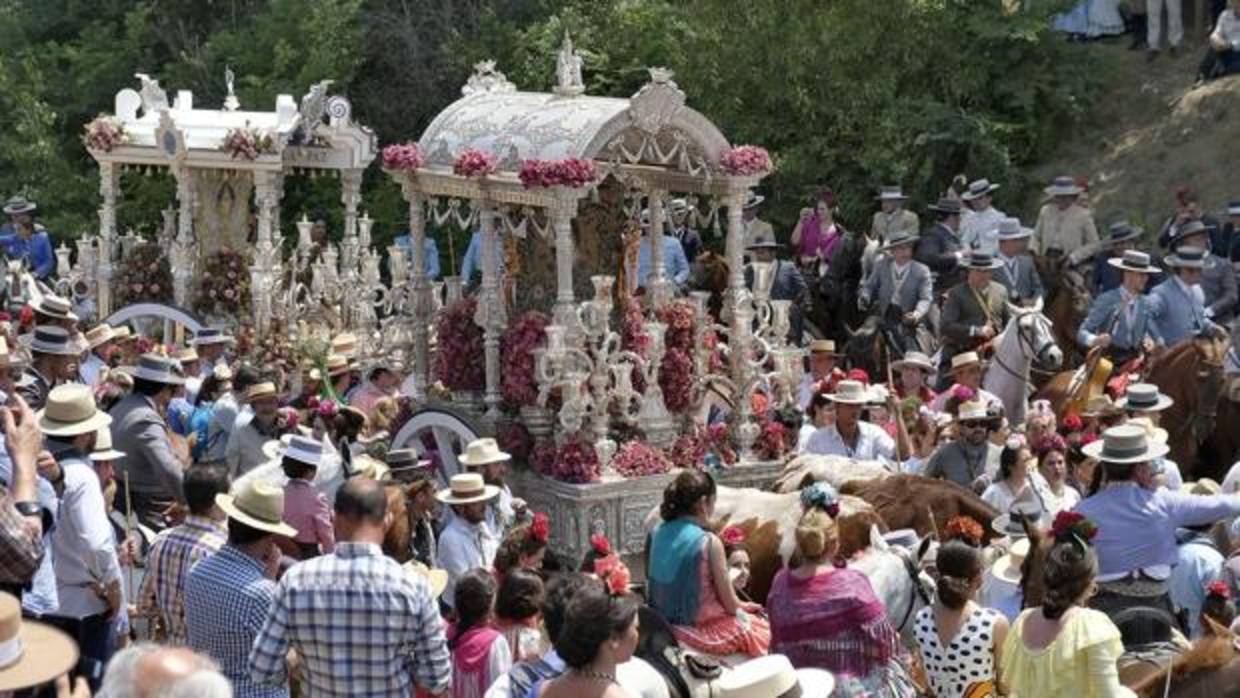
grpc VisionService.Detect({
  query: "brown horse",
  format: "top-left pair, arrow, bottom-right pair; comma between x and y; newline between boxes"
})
1044,265 -> 1092,372
839,475 -> 1001,544
687,250 -> 729,320
1145,338 -> 1227,480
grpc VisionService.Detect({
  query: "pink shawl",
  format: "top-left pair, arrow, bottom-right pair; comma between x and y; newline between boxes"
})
448,623 -> 502,698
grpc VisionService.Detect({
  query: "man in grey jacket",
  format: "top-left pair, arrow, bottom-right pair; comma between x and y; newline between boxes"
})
1169,219 -> 1237,324
859,228 -> 933,327
993,218 -> 1044,304
110,354 -> 188,532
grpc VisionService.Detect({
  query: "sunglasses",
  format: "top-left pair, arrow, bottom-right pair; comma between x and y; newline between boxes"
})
960,420 -> 991,429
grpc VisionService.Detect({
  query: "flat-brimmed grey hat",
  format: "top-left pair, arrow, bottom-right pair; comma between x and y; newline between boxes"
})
742,192 -> 765,209
881,228 -> 919,250
927,197 -> 964,215
1165,245 -> 1208,270
1169,220 -> 1209,246
1115,383 -> 1173,412
875,185 -> 908,201
386,448 -> 433,473
30,295 -> 78,323
995,217 -> 1033,241
1107,249 -> 1158,274
1106,221 -> 1143,246
2,196 -> 36,216
1082,424 -> 1170,464
23,326 -> 79,356
961,178 -> 1000,201
746,231 -> 781,250
962,250 -> 1003,270
1044,176 -> 1084,197
192,327 -> 235,346
129,354 -> 185,385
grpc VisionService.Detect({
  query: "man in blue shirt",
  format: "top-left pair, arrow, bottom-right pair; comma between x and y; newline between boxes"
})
633,210 -> 691,292
1,197 -> 55,279
393,232 -> 441,280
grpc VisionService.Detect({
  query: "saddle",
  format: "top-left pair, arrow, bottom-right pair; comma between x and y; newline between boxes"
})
1106,356 -> 1145,398
1064,346 -> 1113,415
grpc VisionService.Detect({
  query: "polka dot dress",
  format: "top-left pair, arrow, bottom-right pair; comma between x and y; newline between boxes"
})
913,605 -> 1000,698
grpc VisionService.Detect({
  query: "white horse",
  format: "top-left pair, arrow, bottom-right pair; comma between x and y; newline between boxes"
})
982,298 -> 1063,428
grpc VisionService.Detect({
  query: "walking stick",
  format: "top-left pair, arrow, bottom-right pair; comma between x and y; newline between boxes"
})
123,471 -> 137,603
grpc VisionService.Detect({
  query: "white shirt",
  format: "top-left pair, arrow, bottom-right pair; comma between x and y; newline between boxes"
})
796,423 -> 816,453
53,456 -> 122,618
437,515 -> 500,609
980,474 -> 1055,517
79,353 -> 107,388
1213,9 -> 1240,49
803,421 -> 895,462
960,206 -> 1007,256
484,650 -> 669,698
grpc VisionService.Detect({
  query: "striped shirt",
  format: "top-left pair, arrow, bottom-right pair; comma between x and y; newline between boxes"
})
185,544 -> 284,698
139,515 -> 227,644
249,541 -> 451,696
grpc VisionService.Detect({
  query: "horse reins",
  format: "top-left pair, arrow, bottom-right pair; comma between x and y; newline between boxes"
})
894,546 -> 933,634
987,313 -> 1061,382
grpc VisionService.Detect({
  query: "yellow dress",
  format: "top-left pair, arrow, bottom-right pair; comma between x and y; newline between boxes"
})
1001,607 -> 1135,698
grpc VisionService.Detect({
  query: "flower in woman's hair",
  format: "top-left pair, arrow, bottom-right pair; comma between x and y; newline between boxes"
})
590,533 -> 612,557
528,512 -> 550,544
593,555 -> 632,596
1005,434 -> 1027,451
1050,511 -> 1098,544
318,399 -> 338,418
951,385 -> 975,402
846,368 -> 870,385
1033,433 -> 1068,456
1061,413 -> 1084,432
944,516 -> 984,547
1207,580 -> 1231,599
800,481 -> 840,518
720,525 -> 746,547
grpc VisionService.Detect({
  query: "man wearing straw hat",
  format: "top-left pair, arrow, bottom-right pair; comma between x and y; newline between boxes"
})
185,478 -> 295,697
1032,176 -> 1099,261
1148,246 -> 1227,346
959,178 -> 1006,256
938,251 -> 1011,388
18,325 -> 81,411
993,218 -> 1043,305
110,354 -> 189,532
858,227 -> 933,331
803,380 -> 905,463
37,384 -> 119,670
1075,424 -> 1240,643
870,185 -> 919,245
226,382 -> 284,479
139,464 -> 229,646
436,472 -> 501,610
1078,250 -> 1162,364
190,328 -> 234,381
923,400 -> 1002,492
251,479 -> 451,696
740,191 -> 774,252
78,324 -> 119,389
797,339 -> 845,409
459,437 -> 515,538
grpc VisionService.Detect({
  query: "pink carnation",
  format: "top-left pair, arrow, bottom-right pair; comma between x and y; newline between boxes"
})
453,149 -> 497,178
719,145 -> 773,177
518,158 -> 599,189
611,441 -> 672,478
382,142 -> 424,172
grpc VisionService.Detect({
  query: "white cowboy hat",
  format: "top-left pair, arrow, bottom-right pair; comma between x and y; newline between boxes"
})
191,328 -> 235,346
217,480 -> 298,537
892,351 -> 935,372
22,326 -> 79,356
403,560 -> 449,599
827,380 -> 870,405
715,655 -> 835,698
37,384 -> 112,437
1043,176 -> 1084,197
84,324 -> 117,351
130,354 -> 185,385
990,537 -> 1031,585
961,178 -> 1001,201
458,438 -> 512,467
436,472 -> 499,506
1115,383 -> 1173,412
875,185 -> 908,201
29,294 -> 77,322
0,593 -> 78,691
1082,424 -> 1170,464
89,426 -> 125,462
1107,249 -> 1158,274
950,351 -> 983,371
995,217 -> 1033,241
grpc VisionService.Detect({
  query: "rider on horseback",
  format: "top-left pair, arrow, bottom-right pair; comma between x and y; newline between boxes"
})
857,229 -> 932,342
938,251 -> 1011,390
1078,250 -> 1162,365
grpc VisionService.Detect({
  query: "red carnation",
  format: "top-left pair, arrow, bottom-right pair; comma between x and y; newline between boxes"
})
529,512 -> 550,544
720,525 -> 746,547
1207,580 -> 1231,600
590,533 -> 611,557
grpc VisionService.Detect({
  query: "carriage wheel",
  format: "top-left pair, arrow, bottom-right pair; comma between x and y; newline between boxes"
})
390,405 -> 486,488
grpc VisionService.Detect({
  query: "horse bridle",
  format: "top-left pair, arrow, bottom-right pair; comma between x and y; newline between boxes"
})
989,312 -> 1060,382
893,545 -> 934,633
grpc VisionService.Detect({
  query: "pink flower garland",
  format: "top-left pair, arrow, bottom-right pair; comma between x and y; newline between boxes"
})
667,432 -> 707,471
500,311 -> 550,407
611,441 -> 673,478
453,149 -> 497,178
756,418 -> 788,461
655,300 -> 696,354
543,438 -> 601,484
82,115 -> 126,152
719,145 -> 773,177
496,422 -> 534,463
432,298 -> 485,391
659,349 -> 695,414
382,142 -> 424,172
221,125 -> 274,160
517,158 -> 599,189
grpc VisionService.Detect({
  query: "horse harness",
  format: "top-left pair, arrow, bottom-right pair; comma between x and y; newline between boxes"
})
892,544 -> 934,634
988,311 -> 1061,382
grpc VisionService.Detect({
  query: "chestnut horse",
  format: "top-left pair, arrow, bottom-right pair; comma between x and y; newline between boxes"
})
1043,265 -> 1092,372
1145,338 -> 1228,480
839,475 -> 1002,545
687,250 -> 729,320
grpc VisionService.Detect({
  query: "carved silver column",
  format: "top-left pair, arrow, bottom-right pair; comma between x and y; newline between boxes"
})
250,170 -> 283,335
550,197 -> 581,340
341,169 -> 363,240
724,189 -> 747,316
96,162 -> 120,315
404,183 -> 431,401
474,203 -> 507,424
172,167 -> 196,307
647,189 -> 672,309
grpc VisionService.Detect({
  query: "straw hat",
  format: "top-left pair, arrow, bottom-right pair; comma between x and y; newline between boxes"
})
1107,249 -> 1158,274
715,655 -> 835,698
84,324 -> 117,350
436,472 -> 499,506
177,347 -> 200,364
29,294 -> 77,322
192,328 -> 235,346
808,339 -> 840,355
130,354 -> 185,385
995,217 -> 1033,241
216,480 -> 298,537
246,382 -> 278,402
36,384 -> 112,437
1082,394 -> 1123,418
950,351 -> 983,372
990,537 -> 1031,585
1082,424 -> 1170,464
1044,176 -> 1084,197
111,325 -> 132,341
0,592 -> 78,691
325,354 -> 351,377
403,560 -> 449,599
2,196 -> 37,216
89,426 -> 125,462
961,178 -> 1001,201
827,380 -> 870,405
331,333 -> 358,357
892,351 -> 934,372
1165,246 -> 1208,270
23,326 -> 79,356
875,185 -> 908,201
1189,478 -> 1222,496
458,438 -> 512,468
956,400 -> 995,423
1115,383 -> 1173,412
1127,416 -> 1169,446
348,454 -> 390,481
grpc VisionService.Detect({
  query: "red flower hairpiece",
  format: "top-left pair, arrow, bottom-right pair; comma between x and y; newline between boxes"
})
590,533 -> 611,557
950,384 -> 975,402
593,554 -> 632,596
1207,580 -> 1231,600
1061,414 -> 1083,432
944,516 -> 984,547
847,368 -> 870,385
318,399 -> 338,418
1050,511 -> 1098,546
528,512 -> 550,545
720,525 -> 746,547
